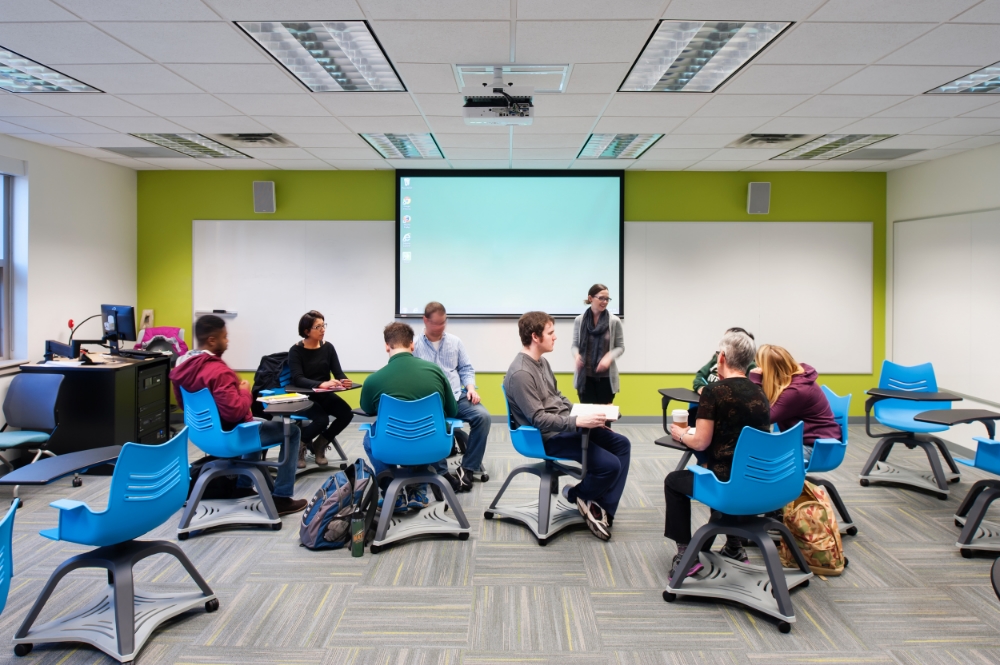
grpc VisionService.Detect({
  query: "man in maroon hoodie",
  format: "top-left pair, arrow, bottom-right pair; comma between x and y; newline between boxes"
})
170,315 -> 306,515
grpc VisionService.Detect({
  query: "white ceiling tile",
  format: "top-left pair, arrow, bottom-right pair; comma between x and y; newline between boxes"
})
878,25 -> 1000,66
911,117 -> 1000,134
784,95 -> 908,117
322,159 -> 392,169
511,159 -> 571,169
825,65 -> 976,95
435,133 -> 509,148
59,146 -> 129,159
444,148 -> 511,160
875,134 -> 970,149
169,116 -> 272,133
0,23 -> 149,64
518,0 -> 667,19
283,134 -> 370,148
52,133 -> 153,147
409,94 -> 462,117
98,157 -> 161,170
361,0 -> 509,19
742,161 -> 812,170
687,160 -> 761,171
0,0 -> 78,21
941,136 -> 1000,151
513,133 -> 587,148
212,159 -> 276,169
425,116 -> 508,133
27,94 -> 151,117
255,116 -> 351,133
873,96 -> 998,118
960,101 -> 1000,118
135,157 -> 222,169
757,23 -> 932,66
603,93 -> 708,117
566,64 -> 632,94
663,0 -> 824,21
83,116 -> 192,133
306,148 -> 381,160
810,0 -> 979,23
514,147 -> 579,159
336,116 -> 430,133
672,116 -> 772,134
805,159 -> 881,171
626,160 -> 698,170
258,159 -> 335,170
56,64 -> 203,94
703,148 -> 786,161
97,22 -> 270,65
238,148 -> 316,159
116,94 -> 238,116
319,93 -> 422,117
3,116 -> 112,133
654,134 -> 743,148
393,64 -> 459,93
859,161 -> 914,171
516,21 -> 654,63
953,0 -> 1000,22
833,117 -> 944,133
6,132 -> 81,147
592,116 -> 684,133
751,117 -> 855,133
699,95 -> 809,117
450,160 -> 510,169
722,65 -> 861,94
215,94 -> 330,117
371,21 -> 509,63
895,148 -> 963,159
0,94 -> 66,117
203,0 -> 366,20
55,0 -> 220,20
640,148 -> 717,161
169,64 -> 302,94
513,116 -> 596,133
532,94 -> 610,117
571,161 -> 629,169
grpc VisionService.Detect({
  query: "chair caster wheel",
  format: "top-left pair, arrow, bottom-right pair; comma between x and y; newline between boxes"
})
271,522 -> 282,531
800,579 -> 809,588
662,591 -> 676,602
370,544 -> 383,554
846,526 -> 858,536
480,474 -> 489,483
205,598 -> 219,613
484,511 -> 494,520
955,519 -> 963,528
961,548 -> 974,558
859,479 -> 870,487
937,494 -> 949,501
13,644 -> 32,657
178,532 -> 189,541
72,478 -> 82,488
777,621 -> 791,634
339,464 -> 347,471
459,532 -> 470,541
844,557 -> 849,567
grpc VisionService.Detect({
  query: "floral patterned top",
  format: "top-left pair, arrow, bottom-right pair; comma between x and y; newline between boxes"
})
697,377 -> 770,482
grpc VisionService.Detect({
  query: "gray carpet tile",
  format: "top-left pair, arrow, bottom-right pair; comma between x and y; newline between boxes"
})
0,423 -> 996,663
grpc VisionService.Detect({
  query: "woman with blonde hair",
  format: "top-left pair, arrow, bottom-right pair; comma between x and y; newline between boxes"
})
749,344 -> 841,464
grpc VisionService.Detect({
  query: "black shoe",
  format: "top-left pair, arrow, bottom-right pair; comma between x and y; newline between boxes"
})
718,542 -> 750,564
444,471 -> 461,493
452,466 -> 473,493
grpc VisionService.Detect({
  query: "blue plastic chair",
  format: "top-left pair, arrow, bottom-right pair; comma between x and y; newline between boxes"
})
0,373 -> 66,503
484,385 -> 587,545
802,386 -> 857,536
359,393 -> 470,552
12,429 -> 217,661
0,499 -> 19,616
860,361 -> 961,498
953,437 -> 1000,557
177,388 -> 283,539
664,423 -> 813,633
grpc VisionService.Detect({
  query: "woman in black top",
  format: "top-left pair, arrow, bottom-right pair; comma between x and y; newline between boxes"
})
289,310 -> 354,467
664,330 -> 770,579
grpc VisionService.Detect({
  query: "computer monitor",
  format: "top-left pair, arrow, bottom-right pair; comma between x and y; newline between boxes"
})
100,304 -> 136,354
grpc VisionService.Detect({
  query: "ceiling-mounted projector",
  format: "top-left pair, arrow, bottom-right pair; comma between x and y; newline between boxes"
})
462,66 -> 533,126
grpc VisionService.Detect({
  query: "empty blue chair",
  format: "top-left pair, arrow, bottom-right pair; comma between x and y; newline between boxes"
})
953,437 -> 1000,557
0,374 -> 67,503
803,386 -> 857,536
484,385 -> 586,545
663,423 -> 813,634
0,499 -> 19,616
360,393 -> 469,552
859,361 -> 961,499
12,429 -> 217,662
177,388 -> 283,539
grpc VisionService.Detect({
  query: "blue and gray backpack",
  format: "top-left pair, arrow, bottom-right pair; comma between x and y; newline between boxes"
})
299,458 -> 376,550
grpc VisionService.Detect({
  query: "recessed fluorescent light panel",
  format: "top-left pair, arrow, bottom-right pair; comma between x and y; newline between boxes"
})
132,134 -> 249,158
0,45 -> 99,93
928,61 -> 1000,94
772,134 -> 895,160
620,20 -> 790,92
237,21 -> 404,92
578,134 -> 663,159
361,134 -> 443,159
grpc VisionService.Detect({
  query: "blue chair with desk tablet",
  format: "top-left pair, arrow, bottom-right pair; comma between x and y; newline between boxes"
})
951,437 -> 1000,557
0,373 -> 67,503
663,423 -> 813,634
0,499 -> 19,616
483,385 -> 585,545
859,360 -> 961,499
177,388 -> 283,539
805,387 -> 857,536
11,429 -> 217,662
361,394 -> 470,553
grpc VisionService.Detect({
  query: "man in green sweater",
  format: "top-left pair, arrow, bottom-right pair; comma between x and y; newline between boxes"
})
361,322 -> 458,513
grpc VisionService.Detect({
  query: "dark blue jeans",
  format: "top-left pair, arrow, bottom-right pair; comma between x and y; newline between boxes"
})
543,427 -> 631,518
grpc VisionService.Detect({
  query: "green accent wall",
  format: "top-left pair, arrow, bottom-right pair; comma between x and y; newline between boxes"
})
138,170 -> 885,416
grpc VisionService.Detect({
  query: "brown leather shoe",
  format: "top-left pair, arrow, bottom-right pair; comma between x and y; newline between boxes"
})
312,435 -> 329,466
273,496 -> 307,516
297,443 -> 307,469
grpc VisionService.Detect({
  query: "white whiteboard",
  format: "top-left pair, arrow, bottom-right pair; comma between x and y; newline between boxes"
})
894,211 -> 1000,404
193,220 -> 873,374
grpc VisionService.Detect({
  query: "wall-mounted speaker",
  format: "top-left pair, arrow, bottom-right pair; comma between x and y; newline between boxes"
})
253,181 -> 275,214
747,182 -> 770,215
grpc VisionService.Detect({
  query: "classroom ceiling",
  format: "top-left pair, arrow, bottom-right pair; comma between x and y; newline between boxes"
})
2,0 -> 1000,172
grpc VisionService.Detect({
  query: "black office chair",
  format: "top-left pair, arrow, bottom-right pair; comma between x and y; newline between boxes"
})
0,373 -> 66,503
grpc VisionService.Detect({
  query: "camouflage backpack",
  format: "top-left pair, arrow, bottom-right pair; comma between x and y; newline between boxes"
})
778,480 -> 845,576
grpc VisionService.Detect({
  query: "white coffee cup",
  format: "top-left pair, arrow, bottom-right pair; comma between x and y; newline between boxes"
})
672,409 -> 688,429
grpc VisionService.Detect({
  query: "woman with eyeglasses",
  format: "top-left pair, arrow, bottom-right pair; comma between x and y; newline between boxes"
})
571,284 -> 624,405
288,310 -> 354,468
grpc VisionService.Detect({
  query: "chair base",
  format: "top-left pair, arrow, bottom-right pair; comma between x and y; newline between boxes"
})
860,461 -> 959,498
177,497 -> 281,538
954,516 -> 1000,555
485,459 -> 583,546
371,469 -> 470,553
859,433 -> 960,498
13,539 -> 216,663
954,479 -> 1000,556
485,497 -> 583,545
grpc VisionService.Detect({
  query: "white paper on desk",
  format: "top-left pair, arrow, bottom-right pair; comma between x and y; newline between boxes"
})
570,403 -> 620,421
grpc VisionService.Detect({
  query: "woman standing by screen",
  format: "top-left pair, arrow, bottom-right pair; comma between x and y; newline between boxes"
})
572,284 -> 624,404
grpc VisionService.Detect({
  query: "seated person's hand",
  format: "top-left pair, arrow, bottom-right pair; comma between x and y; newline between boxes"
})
238,379 -> 251,392
576,412 -> 607,429
670,423 -> 687,443
466,387 -> 481,405
320,379 -> 342,390
340,378 -> 352,388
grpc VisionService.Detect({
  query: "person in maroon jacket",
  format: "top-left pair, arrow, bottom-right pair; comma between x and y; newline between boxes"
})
749,344 -> 841,465
170,315 -> 307,515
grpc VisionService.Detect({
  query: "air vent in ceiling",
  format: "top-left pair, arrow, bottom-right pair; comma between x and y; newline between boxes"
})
727,134 -> 817,148
100,146 -> 186,159
210,133 -> 295,147
835,148 -> 924,160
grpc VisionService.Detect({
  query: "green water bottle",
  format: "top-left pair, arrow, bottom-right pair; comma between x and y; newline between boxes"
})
351,506 -> 365,557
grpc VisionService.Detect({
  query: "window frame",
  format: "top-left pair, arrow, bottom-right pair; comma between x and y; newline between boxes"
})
0,175 -> 12,360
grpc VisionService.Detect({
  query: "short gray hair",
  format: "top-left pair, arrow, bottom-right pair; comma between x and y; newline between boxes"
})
719,331 -> 756,373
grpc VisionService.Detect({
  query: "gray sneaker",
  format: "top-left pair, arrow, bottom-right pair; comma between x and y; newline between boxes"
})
576,497 -> 611,541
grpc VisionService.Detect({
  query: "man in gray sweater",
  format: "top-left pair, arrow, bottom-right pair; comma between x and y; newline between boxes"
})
503,311 -> 631,541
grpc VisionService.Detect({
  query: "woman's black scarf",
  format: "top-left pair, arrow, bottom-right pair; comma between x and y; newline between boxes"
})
580,309 -> 610,376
